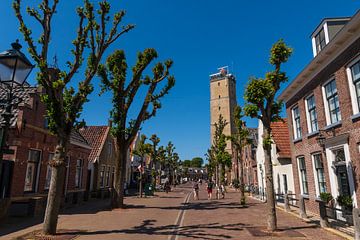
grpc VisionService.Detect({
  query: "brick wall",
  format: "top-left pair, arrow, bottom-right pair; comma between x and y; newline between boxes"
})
5,89 -> 91,198
286,38 -> 360,214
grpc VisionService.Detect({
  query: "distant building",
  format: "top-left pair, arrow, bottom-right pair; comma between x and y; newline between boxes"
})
279,11 -> 360,215
209,67 -> 237,183
79,124 -> 116,197
256,119 -> 294,198
243,128 -> 258,188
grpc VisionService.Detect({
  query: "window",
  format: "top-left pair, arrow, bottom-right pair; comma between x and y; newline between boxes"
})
75,159 -> 83,188
100,165 -> 105,188
108,140 -> 113,156
292,106 -> 302,139
349,59 -> 360,113
324,80 -> 341,124
298,157 -> 308,195
105,166 -> 111,187
111,167 -> 115,187
313,154 -> 326,195
24,149 -> 41,192
315,28 -> 326,54
305,95 -> 318,133
44,153 -> 54,189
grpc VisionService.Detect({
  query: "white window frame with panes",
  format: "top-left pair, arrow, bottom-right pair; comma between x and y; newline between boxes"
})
311,153 -> 326,197
44,153 -> 54,190
322,78 -> 341,126
346,55 -> 360,117
297,156 -> 309,196
305,94 -> 319,134
24,149 -> 42,192
292,106 -> 302,140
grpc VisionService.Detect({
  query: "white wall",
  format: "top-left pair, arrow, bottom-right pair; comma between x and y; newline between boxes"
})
256,120 -> 295,197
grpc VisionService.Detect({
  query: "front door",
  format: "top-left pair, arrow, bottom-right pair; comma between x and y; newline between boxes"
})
336,165 -> 350,197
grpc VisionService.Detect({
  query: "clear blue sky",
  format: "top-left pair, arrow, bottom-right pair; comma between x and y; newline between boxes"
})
1,0 -> 359,161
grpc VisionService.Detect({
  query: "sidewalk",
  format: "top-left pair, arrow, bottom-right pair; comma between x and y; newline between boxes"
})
178,186 -> 347,239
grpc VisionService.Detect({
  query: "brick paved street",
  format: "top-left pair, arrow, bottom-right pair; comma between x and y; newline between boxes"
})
0,183 -> 345,240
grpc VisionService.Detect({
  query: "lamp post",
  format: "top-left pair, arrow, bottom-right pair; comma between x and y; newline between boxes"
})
0,40 -> 34,198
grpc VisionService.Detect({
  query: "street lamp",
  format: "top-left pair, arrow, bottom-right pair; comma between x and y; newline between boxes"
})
316,131 -> 326,150
0,40 -> 34,198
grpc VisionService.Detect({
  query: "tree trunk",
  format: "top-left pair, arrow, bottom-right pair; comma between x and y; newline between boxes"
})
239,148 -> 245,205
139,172 -> 143,198
263,127 -> 277,231
111,144 -> 127,208
43,139 -> 68,235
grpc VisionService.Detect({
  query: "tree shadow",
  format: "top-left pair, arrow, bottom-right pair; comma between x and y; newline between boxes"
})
57,219 -> 249,240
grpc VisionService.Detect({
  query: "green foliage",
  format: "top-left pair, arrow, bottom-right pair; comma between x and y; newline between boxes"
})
337,195 -> 353,208
244,39 -> 292,130
319,192 -> 333,204
98,49 -> 175,148
182,160 -> 191,168
191,157 -> 204,168
13,0 -> 134,136
212,115 -> 232,184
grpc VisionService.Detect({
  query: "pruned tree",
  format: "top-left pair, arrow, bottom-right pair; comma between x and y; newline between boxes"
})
244,39 -> 292,231
165,141 -> 176,184
132,134 -> 150,197
228,105 -> 251,205
212,115 -> 231,186
13,0 -> 133,234
98,50 -> 174,208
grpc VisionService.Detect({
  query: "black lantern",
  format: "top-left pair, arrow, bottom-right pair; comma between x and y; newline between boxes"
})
0,40 -> 34,86
316,131 -> 326,149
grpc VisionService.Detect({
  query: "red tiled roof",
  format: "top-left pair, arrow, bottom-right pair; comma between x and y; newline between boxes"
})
79,126 -> 110,163
271,119 -> 291,159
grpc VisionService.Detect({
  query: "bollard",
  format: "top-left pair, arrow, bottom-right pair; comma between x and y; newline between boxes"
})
284,194 -> 291,212
299,196 -> 308,219
318,201 -> 329,228
353,208 -> 360,240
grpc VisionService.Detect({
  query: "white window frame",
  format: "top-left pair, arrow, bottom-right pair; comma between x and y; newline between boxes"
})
297,156 -> 308,196
322,78 -> 341,126
291,106 -> 302,139
346,55 -> 360,116
75,159 -> 83,188
100,165 -> 105,188
311,153 -> 326,197
44,152 -> 54,190
24,148 -> 42,192
305,94 -> 318,134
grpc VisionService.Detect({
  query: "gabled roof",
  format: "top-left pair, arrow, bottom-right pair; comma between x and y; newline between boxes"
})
271,119 -> 291,159
80,126 -> 110,163
0,85 -> 36,127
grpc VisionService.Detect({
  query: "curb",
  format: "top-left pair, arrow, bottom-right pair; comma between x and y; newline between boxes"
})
276,206 -> 353,240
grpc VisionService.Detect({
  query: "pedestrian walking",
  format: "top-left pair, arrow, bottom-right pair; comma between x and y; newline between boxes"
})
193,181 -> 199,200
220,184 -> 226,199
207,181 -> 214,200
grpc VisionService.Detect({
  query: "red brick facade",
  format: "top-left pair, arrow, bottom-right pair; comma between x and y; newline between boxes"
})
3,87 -> 91,199
281,16 -> 360,214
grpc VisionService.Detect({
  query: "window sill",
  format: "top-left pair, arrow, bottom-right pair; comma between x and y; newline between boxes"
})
351,112 -> 360,121
293,137 -> 302,143
306,131 -> 319,138
324,121 -> 342,130
300,194 -> 310,199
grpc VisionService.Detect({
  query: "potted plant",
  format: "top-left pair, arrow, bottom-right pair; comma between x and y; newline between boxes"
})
337,195 -> 353,224
320,192 -> 334,218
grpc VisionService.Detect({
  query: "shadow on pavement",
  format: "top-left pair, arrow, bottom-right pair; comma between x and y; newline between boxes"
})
57,219 -> 248,240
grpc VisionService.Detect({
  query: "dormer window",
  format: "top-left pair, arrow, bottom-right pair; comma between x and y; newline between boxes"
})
315,28 -> 326,54
311,18 -> 350,57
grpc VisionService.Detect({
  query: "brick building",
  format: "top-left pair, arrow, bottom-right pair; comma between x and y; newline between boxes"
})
80,125 -> 116,197
0,86 -> 91,208
243,128 -> 258,188
279,11 -> 360,216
